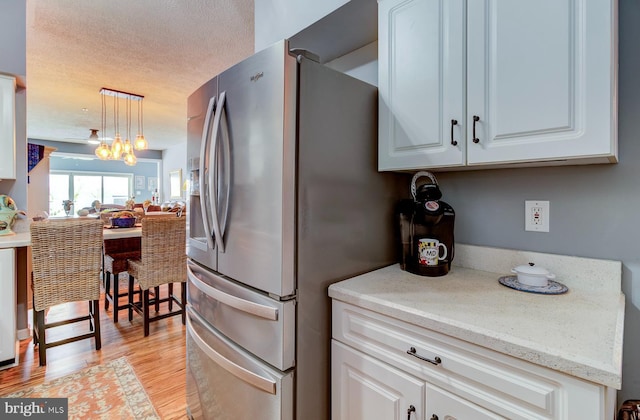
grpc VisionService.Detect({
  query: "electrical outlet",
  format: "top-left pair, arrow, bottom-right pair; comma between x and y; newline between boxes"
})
525,200 -> 549,232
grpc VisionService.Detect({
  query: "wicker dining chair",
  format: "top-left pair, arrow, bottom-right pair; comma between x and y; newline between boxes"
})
127,216 -> 187,336
30,218 -> 103,366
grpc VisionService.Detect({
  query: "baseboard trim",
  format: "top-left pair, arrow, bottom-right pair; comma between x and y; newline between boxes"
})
17,327 -> 30,341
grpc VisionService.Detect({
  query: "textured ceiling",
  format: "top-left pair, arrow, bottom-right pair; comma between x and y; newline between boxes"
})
26,0 -> 255,151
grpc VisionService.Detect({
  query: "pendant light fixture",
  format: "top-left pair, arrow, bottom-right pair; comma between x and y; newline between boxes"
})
94,88 -> 147,165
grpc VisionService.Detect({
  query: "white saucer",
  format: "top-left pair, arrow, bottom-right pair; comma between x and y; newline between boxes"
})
498,275 -> 568,295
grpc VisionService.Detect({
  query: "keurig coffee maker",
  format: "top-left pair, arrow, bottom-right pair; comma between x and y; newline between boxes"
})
397,171 -> 455,277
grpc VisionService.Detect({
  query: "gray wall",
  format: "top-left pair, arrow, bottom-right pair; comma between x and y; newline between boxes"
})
0,0 -> 26,77
434,0 -> 639,402
0,0 -> 26,211
255,0 -> 348,52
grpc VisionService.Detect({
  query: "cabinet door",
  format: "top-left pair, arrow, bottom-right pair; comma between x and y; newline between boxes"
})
332,340 -> 424,420
0,75 -> 16,180
0,248 -> 16,364
466,0 -> 616,165
378,0 -> 465,171
427,383 -> 507,420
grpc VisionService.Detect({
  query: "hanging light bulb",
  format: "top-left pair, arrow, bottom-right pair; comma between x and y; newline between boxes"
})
96,143 -> 112,160
94,93 -> 111,160
123,97 -> 133,154
134,97 -> 148,150
134,134 -> 147,150
123,152 -> 137,166
123,139 -> 132,154
111,93 -> 123,159
111,134 -> 123,159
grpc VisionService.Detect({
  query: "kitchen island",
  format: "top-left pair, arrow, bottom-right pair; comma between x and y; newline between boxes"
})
329,244 -> 623,419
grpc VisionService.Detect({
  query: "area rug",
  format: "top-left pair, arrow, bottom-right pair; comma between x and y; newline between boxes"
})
1,357 -> 159,419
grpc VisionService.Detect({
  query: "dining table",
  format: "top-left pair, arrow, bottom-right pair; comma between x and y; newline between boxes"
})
103,225 -> 142,240
102,211 -> 178,238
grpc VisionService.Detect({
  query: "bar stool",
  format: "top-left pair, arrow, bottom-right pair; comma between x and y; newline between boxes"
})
104,253 -> 140,322
30,218 -> 103,366
127,216 -> 186,336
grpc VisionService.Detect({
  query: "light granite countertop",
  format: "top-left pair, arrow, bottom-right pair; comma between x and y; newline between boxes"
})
0,222 -> 142,249
0,232 -> 30,248
328,244 -> 624,389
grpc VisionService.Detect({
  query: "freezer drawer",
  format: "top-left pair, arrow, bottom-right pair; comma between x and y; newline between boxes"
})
186,308 -> 294,420
187,259 -> 295,371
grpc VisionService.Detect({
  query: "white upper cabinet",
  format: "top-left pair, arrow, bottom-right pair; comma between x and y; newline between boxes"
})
379,0 -> 465,170
378,0 -> 617,171
0,75 -> 16,180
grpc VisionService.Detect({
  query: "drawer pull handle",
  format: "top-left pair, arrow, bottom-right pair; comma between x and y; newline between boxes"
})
472,115 -> 480,143
450,119 -> 458,146
407,347 -> 441,365
430,415 -> 439,420
407,405 -> 416,419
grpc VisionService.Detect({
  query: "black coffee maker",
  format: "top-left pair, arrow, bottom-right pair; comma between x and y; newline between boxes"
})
396,171 -> 455,277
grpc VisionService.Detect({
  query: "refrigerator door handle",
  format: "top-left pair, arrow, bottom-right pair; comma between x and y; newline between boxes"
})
199,95 -> 217,249
210,91 -> 226,253
187,262 -> 279,321
218,93 -> 231,250
187,309 -> 277,395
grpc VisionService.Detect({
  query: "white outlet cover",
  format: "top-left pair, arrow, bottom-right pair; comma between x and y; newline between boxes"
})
525,200 -> 550,232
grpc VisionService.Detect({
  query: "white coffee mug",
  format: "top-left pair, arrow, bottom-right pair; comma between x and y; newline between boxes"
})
418,238 -> 447,266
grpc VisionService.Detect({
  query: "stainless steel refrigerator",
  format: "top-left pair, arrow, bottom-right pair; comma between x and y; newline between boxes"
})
185,39 -> 402,420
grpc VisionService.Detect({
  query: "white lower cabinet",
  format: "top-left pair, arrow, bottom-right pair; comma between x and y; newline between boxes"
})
0,248 -> 16,366
332,340 -> 425,420
333,340 -> 505,420
331,300 -> 615,420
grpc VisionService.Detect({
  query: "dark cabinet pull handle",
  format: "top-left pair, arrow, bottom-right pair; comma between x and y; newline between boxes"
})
407,347 -> 442,365
430,415 -> 439,420
407,405 -> 416,419
472,115 -> 480,143
450,119 -> 458,146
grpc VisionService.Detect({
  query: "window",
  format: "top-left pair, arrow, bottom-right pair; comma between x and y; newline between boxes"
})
49,171 -> 133,216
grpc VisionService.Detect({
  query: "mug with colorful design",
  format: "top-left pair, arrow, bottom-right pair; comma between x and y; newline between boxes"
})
418,238 -> 447,266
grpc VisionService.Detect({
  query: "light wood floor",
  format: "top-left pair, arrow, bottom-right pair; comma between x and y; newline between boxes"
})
0,282 -> 188,420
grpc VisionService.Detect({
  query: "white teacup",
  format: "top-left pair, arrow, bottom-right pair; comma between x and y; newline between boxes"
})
418,238 -> 447,266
